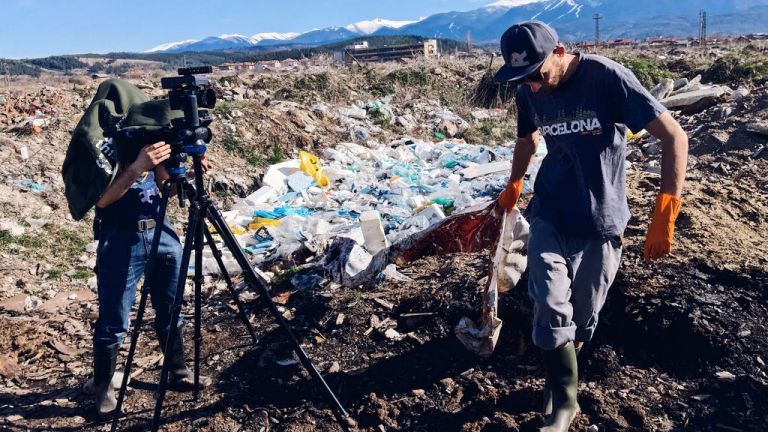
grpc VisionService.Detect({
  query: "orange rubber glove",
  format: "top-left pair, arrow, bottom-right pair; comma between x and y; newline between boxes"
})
498,178 -> 524,212
643,193 -> 682,262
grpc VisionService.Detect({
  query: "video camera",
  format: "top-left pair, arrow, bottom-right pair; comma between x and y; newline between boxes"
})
103,66 -> 217,170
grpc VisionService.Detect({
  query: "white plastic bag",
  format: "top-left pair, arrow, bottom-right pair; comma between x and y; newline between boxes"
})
455,207 -> 529,358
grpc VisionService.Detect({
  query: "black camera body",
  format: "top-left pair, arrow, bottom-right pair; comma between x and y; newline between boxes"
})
161,66 -> 217,111
103,67 -> 217,172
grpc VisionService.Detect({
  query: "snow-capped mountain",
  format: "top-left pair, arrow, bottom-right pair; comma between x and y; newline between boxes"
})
344,18 -> 419,34
146,0 -> 768,53
146,18 -> 420,53
147,32 -> 301,53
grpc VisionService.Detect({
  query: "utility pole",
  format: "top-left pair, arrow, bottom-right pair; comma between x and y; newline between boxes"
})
698,10 -> 707,46
466,31 -> 472,53
593,14 -> 602,50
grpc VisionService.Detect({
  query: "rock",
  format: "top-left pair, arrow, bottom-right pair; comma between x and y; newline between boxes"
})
660,87 -> 727,110
411,389 -> 426,397
729,86 -> 750,101
626,148 -> 643,162
384,328 -> 404,341
672,77 -> 689,91
0,353 -> 20,378
745,122 -> 768,137
222,123 -> 237,134
328,361 -> 341,374
641,141 -> 661,156
23,295 -> 43,312
650,78 -> 674,100
439,377 -> 455,392
643,160 -> 661,175
85,241 -> 98,253
681,96 -> 720,115
670,74 -> 702,96
715,371 -> 737,382
440,119 -> 460,138
714,106 -> 733,120
0,219 -> 25,237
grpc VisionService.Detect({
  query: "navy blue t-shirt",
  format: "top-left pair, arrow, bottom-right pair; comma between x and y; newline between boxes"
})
98,170 -> 162,223
517,53 -> 666,238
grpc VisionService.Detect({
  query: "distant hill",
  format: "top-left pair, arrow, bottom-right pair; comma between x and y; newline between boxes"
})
146,0 -> 768,54
0,36 -> 465,76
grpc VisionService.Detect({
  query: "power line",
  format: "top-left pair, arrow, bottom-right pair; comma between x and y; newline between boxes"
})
698,10 -> 707,46
593,14 -> 602,50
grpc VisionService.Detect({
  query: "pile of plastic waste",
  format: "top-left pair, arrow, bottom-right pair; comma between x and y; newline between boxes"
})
202,137 -> 547,283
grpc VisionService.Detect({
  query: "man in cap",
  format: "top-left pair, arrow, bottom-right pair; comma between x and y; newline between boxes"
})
494,21 -> 688,431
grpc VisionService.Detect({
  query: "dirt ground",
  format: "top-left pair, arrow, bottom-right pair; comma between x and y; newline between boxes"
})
1,46 -> 767,432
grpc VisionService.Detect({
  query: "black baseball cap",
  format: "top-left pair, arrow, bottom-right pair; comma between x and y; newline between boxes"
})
494,21 -> 559,83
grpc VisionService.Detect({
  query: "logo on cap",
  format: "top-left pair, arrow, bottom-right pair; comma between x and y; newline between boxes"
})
507,51 -> 529,67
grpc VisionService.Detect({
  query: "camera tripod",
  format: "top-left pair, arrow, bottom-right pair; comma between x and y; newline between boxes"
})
108,71 -> 352,432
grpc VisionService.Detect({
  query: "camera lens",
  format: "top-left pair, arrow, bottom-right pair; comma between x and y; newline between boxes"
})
199,88 -> 217,108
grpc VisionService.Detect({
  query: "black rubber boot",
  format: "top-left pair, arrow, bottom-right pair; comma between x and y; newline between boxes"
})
157,325 -> 212,391
543,343 -> 582,415
93,343 -> 119,417
540,342 -> 578,432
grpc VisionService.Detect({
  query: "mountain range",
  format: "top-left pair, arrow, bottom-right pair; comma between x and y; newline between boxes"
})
148,0 -> 768,53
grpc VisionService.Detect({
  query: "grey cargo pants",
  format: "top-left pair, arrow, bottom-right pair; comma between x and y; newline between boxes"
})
527,217 -> 623,350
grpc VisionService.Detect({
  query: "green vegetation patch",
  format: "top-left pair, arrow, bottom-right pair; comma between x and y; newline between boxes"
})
616,57 -> 672,88
703,46 -> 768,83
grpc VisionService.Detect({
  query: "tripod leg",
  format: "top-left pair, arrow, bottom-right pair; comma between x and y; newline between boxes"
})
201,221 -> 259,344
193,211 -> 204,399
110,181 -> 173,432
204,205 -> 353,431
150,201 -> 203,432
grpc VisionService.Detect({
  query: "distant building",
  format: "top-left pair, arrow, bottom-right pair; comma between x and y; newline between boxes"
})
337,39 -> 440,63
281,58 -> 300,69
352,41 -> 369,50
218,62 -> 255,72
256,60 -> 281,71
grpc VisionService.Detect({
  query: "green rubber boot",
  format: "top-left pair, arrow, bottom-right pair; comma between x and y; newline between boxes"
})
93,343 -> 119,417
540,342 -> 579,432
542,343 -> 582,415
157,325 -> 212,391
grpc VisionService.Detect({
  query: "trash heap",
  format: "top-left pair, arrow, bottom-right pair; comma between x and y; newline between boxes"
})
204,138 -> 547,284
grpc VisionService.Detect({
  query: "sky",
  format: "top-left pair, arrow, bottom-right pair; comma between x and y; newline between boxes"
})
0,0 -> 508,59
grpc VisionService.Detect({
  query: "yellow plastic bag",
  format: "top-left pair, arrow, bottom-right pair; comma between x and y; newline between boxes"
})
229,225 -> 247,235
298,150 -> 330,187
627,129 -> 646,141
248,217 -> 282,231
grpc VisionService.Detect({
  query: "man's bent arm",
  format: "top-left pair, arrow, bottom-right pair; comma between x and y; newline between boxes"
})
510,131 -> 539,184
95,164 -> 141,209
645,112 -> 688,196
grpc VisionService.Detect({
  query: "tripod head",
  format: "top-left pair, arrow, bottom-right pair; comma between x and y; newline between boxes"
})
160,67 -> 216,184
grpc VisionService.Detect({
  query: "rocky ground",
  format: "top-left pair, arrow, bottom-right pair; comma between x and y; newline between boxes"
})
0,44 -> 767,431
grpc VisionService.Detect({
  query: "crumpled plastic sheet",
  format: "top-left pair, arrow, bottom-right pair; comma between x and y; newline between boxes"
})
455,207 -> 529,358
395,201 -> 505,264
332,199 -> 531,357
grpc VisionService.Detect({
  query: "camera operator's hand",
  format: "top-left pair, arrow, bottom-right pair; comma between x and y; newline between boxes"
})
189,154 -> 211,175
132,142 -> 172,173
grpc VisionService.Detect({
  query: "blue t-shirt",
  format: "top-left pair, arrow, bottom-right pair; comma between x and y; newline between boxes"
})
98,171 -> 162,223
517,53 -> 666,238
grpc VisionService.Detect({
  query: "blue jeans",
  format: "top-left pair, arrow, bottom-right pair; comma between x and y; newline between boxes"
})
93,219 -> 183,349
